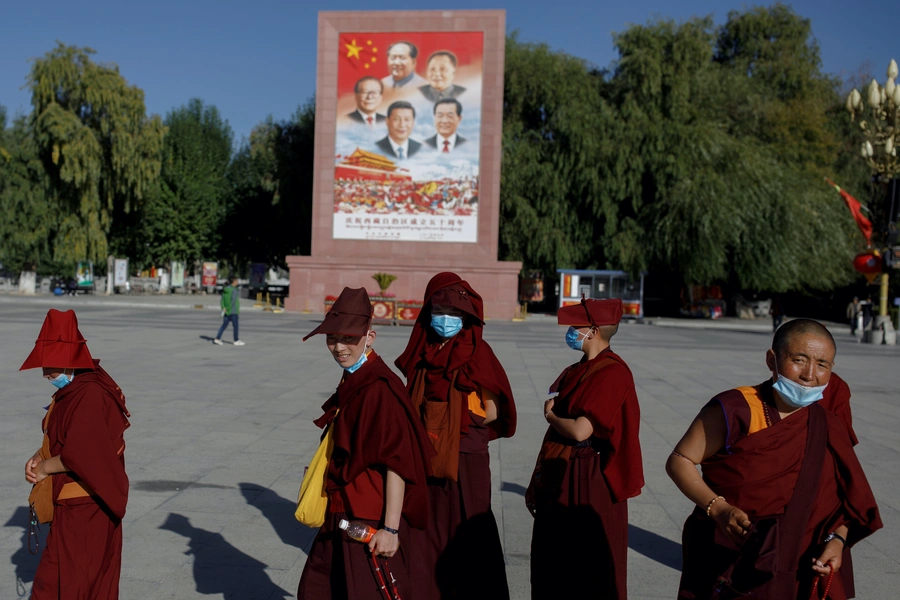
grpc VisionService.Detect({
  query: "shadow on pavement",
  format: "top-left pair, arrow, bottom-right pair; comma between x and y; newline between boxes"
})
239,483 -> 317,554
628,524 -> 682,571
436,511 -> 509,598
159,512 -> 292,599
500,481 -> 527,497
5,506 -> 40,598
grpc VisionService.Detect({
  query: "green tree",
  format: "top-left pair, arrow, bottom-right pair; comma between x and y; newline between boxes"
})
0,107 -> 55,278
611,12 -> 859,292
0,105 -> 8,162
714,5 -> 843,170
501,6 -> 863,296
27,43 -> 165,265
114,99 -> 233,265
500,36 -> 638,280
221,102 -> 315,266
715,4 -> 822,101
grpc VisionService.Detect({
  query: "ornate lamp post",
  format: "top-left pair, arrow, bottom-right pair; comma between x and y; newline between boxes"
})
846,59 -> 900,318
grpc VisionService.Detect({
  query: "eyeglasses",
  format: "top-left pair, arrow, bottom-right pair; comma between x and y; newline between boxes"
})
357,91 -> 381,98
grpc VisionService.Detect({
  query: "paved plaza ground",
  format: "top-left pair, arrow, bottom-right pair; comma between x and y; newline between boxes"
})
0,295 -> 897,599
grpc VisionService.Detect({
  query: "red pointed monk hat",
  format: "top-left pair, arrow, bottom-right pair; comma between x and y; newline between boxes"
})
303,287 -> 373,341
20,309 -> 95,370
557,297 -> 623,327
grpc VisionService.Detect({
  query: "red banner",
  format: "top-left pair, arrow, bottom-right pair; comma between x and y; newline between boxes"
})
201,262 -> 218,287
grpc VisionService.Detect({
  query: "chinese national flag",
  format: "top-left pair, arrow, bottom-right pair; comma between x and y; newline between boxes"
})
825,177 -> 872,246
341,36 -> 378,73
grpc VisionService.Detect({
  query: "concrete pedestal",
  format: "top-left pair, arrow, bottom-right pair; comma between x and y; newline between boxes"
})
285,255 -> 522,320
866,315 -> 897,345
867,329 -> 884,344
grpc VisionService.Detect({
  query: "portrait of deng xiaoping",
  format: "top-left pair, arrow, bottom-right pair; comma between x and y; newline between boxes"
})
332,31 -> 484,243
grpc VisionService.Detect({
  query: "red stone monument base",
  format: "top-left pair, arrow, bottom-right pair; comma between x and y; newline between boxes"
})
285,255 -> 523,320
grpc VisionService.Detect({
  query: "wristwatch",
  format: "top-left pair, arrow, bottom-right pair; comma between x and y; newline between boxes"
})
382,526 -> 399,535
822,531 -> 846,546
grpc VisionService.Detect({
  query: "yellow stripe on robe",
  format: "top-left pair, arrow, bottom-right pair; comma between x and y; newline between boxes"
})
736,386 -> 769,435
467,391 -> 487,418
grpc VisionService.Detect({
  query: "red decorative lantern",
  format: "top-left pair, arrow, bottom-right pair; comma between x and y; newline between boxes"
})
853,251 -> 882,283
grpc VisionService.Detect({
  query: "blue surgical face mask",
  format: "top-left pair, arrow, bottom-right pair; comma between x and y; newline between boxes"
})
565,326 -> 589,351
431,314 -> 464,338
49,371 -> 73,389
344,349 -> 367,373
342,335 -> 371,374
772,366 -> 827,408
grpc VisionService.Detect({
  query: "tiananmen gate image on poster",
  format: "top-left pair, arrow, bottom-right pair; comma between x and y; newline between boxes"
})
332,31 -> 484,242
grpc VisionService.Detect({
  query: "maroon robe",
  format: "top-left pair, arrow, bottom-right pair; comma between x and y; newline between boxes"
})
298,352 -> 435,600
395,273 -> 517,443
528,348 -> 644,600
395,272 -> 516,600
820,372 -> 858,446
32,360 -> 130,600
678,383 -> 882,600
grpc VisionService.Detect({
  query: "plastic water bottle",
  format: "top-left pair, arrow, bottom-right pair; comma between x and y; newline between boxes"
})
339,519 -> 376,543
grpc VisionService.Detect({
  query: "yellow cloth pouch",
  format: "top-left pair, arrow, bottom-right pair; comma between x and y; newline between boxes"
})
295,414 -> 337,528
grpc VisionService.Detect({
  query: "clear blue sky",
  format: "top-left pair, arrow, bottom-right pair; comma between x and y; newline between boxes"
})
1,0 -> 894,142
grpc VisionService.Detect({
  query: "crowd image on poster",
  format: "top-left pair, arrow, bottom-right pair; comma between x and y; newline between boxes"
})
332,32 -> 484,243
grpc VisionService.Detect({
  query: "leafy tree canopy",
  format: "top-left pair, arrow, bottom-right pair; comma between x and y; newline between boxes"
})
27,43 -> 165,265
0,107 -> 55,274
221,102 -> 315,267
112,99 -> 233,265
500,5 -> 865,294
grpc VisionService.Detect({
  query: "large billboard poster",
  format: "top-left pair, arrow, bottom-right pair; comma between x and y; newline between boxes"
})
333,32 -> 484,243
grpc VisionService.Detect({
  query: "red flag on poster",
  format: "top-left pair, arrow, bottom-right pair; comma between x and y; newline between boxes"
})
825,177 -> 872,246
340,36 -> 380,74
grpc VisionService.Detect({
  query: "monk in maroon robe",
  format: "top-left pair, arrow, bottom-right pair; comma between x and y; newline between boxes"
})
395,272 -> 517,600
21,309 -> 130,599
526,297 -> 644,600
297,287 -> 435,599
667,319 -> 881,599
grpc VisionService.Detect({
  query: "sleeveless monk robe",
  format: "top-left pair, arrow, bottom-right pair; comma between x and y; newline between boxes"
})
396,272 -> 517,600
32,361 -> 130,600
678,381 -> 881,600
297,351 -> 434,600
527,348 -> 644,600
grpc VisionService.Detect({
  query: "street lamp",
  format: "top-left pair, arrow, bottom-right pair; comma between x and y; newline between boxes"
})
846,58 -> 900,318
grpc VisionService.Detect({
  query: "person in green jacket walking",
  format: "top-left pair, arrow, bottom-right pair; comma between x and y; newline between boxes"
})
214,277 -> 245,346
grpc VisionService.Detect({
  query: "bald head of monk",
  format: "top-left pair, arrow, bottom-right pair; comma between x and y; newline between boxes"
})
765,319 -> 835,392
